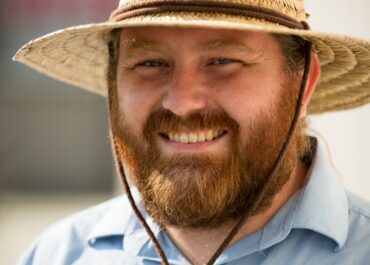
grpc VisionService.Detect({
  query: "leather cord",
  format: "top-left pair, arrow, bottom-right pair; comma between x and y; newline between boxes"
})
109,4 -> 312,263
110,0 -> 305,29
112,137 -> 170,265
206,21 -> 312,264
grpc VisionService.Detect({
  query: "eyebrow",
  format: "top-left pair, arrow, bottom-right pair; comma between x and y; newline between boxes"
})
201,40 -> 257,54
120,39 -> 164,59
120,38 -> 259,60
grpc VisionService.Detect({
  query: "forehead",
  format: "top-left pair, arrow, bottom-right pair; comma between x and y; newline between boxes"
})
118,26 -> 280,53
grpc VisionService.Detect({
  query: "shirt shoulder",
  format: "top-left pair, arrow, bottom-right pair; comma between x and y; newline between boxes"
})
16,196 -> 131,265
346,190 -> 370,218
345,190 -> 370,242
336,191 -> 370,264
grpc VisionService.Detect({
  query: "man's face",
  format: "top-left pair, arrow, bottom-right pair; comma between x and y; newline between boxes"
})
110,27 -> 307,228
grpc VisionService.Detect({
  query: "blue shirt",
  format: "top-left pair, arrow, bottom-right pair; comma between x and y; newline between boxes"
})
16,139 -> 370,265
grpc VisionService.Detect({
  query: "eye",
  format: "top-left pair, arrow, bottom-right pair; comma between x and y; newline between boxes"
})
205,57 -> 245,78
136,60 -> 169,68
209,58 -> 242,66
132,59 -> 171,79
213,58 -> 235,65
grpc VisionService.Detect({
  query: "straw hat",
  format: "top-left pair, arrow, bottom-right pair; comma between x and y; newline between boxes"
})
13,0 -> 370,114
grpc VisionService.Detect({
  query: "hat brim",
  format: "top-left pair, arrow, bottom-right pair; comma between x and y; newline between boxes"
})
13,14 -> 370,114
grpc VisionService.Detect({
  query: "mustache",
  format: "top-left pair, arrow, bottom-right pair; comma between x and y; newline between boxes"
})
143,109 -> 239,140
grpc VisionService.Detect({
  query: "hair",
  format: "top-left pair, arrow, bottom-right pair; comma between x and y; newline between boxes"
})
273,33 -> 308,75
107,28 -> 121,109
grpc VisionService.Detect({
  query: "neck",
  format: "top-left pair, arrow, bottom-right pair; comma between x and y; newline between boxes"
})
165,161 -> 308,265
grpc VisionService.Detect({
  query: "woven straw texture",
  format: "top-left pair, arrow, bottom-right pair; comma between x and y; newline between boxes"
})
13,0 -> 370,114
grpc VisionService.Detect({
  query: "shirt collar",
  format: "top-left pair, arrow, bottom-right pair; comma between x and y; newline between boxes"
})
86,195 -> 132,245
86,189 -> 185,263
217,137 -> 349,264
259,137 -> 349,252
291,137 -> 349,251
86,188 -> 145,245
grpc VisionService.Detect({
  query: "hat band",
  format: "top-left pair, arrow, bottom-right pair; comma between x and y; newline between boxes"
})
110,0 -> 306,29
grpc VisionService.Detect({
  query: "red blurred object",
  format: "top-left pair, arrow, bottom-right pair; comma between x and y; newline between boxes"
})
2,0 -> 117,25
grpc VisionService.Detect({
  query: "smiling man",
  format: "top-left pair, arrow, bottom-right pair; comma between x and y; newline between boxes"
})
14,1 -> 370,265
110,26 -> 313,230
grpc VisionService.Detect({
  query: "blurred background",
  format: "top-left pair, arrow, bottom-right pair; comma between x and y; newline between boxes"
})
0,1 -> 118,264
1,0 -> 370,264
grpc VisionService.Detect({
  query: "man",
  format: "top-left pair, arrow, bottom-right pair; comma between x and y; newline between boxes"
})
14,0 -> 370,264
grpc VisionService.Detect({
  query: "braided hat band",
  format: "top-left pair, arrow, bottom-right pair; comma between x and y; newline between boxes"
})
110,0 -> 306,29
117,0 -> 308,21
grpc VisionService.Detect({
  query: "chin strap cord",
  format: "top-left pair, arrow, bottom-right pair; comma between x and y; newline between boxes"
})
110,22 -> 311,265
111,136 -> 170,265
206,21 -> 312,265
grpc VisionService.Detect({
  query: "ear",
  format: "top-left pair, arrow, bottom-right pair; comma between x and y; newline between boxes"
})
300,53 -> 321,118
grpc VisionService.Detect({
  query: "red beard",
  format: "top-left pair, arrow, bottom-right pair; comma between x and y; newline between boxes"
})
110,80 -> 308,229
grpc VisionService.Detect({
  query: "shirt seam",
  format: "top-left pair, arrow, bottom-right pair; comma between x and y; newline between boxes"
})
348,208 -> 370,220
259,190 -> 303,250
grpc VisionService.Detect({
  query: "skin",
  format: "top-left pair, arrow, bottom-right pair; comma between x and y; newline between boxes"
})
116,26 -> 321,265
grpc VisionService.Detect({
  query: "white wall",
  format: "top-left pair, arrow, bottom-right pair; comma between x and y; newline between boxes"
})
305,0 -> 370,200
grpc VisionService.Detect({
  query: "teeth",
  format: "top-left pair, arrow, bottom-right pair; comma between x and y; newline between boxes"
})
198,132 -> 206,142
180,133 -> 188,144
166,130 -> 224,144
189,133 -> 197,143
206,130 -> 214,141
168,132 -> 174,141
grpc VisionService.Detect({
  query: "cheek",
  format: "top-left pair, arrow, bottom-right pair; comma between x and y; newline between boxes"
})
116,80 -> 159,135
212,77 -> 277,123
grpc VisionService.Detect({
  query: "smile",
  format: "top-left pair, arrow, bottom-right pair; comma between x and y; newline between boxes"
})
160,129 -> 227,144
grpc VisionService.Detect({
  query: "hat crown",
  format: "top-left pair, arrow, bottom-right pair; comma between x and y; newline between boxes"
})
118,0 -> 307,21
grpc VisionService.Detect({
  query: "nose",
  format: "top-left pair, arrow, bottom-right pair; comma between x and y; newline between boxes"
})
162,67 -> 207,117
